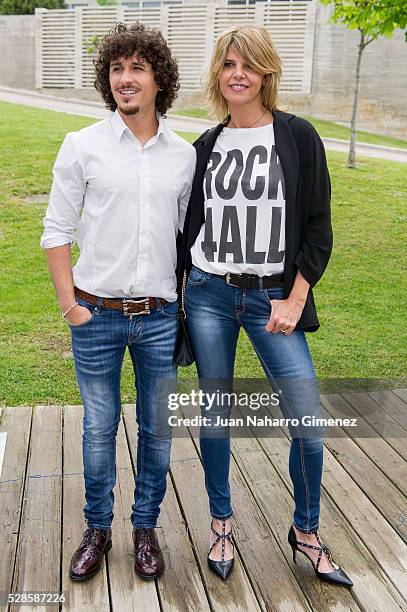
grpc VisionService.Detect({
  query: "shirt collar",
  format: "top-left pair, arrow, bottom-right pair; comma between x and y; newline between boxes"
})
111,108 -> 168,143
156,112 -> 169,142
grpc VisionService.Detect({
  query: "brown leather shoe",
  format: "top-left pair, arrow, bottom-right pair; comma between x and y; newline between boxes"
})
132,528 -> 165,580
69,527 -> 112,581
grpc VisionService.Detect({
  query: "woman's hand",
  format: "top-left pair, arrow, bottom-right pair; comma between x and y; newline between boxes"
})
66,304 -> 93,327
266,297 -> 304,335
266,270 -> 310,335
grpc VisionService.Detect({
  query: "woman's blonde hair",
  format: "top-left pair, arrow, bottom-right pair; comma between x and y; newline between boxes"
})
206,25 -> 282,120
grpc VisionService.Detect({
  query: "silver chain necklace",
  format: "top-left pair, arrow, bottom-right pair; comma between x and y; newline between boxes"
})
229,107 -> 267,129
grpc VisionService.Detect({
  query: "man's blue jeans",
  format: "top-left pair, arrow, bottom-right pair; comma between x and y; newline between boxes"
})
70,296 -> 178,530
185,265 -> 324,533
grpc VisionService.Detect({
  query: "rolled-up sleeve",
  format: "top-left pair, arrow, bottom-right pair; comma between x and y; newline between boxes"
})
177,147 -> 197,233
40,132 -> 85,249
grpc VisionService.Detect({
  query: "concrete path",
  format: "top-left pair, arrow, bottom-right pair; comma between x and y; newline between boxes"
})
1,85 -> 406,163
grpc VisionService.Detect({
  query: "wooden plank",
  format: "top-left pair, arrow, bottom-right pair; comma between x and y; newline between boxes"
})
342,392 -> 407,461
231,435 -> 359,611
228,446 -> 310,610
369,391 -> 407,431
10,406 -> 62,612
125,407 -> 259,610
172,414 -> 318,610
321,394 -> 407,497
169,435 -> 265,612
320,449 -> 407,605
0,407 -> 32,607
255,415 -> 407,603
123,404 -> 211,612
61,406 -> 110,612
108,416 -> 160,611
254,433 -> 407,609
321,395 -> 407,542
393,388 -> 407,405
154,470 -> 211,612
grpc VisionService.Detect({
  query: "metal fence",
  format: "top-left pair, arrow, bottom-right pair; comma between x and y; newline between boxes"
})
35,1 -> 316,93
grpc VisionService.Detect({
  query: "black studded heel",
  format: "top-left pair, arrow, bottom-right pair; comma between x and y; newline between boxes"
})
207,519 -> 234,581
288,525 -> 353,587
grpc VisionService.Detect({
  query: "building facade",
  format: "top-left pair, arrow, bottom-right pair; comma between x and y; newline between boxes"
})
0,1 -> 406,136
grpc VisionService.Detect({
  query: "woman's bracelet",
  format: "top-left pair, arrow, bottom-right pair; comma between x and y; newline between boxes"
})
62,302 -> 79,319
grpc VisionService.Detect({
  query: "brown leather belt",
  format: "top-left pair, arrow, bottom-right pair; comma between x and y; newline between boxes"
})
74,287 -> 168,316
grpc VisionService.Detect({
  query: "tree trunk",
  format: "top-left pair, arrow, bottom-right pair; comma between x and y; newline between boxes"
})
348,31 -> 365,168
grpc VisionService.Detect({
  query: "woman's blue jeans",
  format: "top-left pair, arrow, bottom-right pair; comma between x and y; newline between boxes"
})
70,296 -> 178,530
185,265 -> 324,533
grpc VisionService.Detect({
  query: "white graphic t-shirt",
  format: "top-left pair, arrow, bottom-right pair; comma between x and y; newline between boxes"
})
191,123 -> 286,276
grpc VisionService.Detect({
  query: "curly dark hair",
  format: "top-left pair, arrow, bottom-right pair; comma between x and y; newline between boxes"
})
93,22 -> 179,116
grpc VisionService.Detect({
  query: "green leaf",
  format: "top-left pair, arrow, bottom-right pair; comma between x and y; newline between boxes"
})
320,0 -> 407,40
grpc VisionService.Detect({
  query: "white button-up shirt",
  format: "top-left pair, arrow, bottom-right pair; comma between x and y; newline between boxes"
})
40,110 -> 196,301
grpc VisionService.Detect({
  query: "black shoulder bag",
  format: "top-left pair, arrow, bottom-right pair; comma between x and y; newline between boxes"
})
173,270 -> 194,366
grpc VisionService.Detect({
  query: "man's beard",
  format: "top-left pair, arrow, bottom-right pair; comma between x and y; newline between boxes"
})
118,103 -> 140,116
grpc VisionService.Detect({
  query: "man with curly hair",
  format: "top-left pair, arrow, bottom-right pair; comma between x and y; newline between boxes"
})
40,23 -> 196,582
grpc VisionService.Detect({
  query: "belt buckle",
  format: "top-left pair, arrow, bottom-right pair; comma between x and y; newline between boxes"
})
122,298 -> 150,316
225,272 -> 240,288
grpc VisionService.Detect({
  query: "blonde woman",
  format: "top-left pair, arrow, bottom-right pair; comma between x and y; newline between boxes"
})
177,26 -> 353,587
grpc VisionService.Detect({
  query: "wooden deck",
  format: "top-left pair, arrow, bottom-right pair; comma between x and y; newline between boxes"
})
1,389 -> 406,611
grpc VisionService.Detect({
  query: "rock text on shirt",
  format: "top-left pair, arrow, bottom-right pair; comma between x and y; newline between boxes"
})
201,144 -> 285,265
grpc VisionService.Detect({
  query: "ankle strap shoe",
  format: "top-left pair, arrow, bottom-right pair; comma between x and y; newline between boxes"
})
288,525 -> 353,587
207,519 -> 235,581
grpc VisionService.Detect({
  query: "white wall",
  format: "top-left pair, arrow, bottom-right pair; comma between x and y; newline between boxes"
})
0,15 -> 35,89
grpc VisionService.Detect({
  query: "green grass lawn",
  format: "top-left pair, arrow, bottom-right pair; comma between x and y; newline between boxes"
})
174,108 -> 407,150
0,101 -> 406,406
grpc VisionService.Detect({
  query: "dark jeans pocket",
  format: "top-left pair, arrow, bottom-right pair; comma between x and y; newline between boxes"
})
68,298 -> 96,329
160,300 -> 179,317
187,265 -> 211,286
264,287 -> 284,301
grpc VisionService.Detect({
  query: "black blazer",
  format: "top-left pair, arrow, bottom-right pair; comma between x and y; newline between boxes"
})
177,110 -> 333,332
